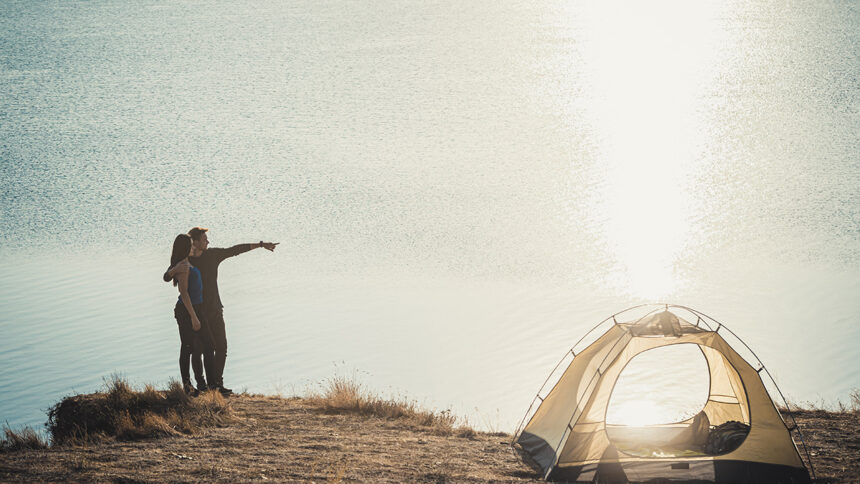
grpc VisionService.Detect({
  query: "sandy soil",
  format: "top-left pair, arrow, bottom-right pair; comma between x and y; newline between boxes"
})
0,396 -> 856,483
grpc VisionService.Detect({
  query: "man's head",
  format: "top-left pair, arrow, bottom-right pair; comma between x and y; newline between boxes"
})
188,227 -> 209,254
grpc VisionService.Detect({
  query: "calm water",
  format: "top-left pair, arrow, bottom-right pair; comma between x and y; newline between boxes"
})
1,1 -> 858,434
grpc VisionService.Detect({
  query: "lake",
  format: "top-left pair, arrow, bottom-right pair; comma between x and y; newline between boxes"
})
1,0 -> 858,434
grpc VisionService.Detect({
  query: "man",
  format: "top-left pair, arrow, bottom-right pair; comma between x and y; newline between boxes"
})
167,227 -> 278,395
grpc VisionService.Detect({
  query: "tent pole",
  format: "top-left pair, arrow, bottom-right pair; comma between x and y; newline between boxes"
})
512,307 -> 646,449
544,327 -> 631,477
512,348 -> 576,442
675,305 -> 816,479
570,303 -> 660,352
522,303 -> 677,444
512,305 -> 656,464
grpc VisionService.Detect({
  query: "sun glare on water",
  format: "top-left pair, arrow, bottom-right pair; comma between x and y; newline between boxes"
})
607,399 -> 674,427
570,2 -> 724,298
606,345 -> 711,426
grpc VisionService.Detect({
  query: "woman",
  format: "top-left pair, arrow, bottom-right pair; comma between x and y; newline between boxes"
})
165,234 -> 215,395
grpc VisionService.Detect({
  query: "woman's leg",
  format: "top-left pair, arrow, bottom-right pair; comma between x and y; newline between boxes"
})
174,303 -> 195,387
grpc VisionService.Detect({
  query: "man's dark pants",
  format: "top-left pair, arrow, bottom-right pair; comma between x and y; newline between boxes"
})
206,307 -> 228,387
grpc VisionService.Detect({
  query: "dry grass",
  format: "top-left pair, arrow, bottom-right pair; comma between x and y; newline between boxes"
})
306,375 -> 472,436
47,376 -> 233,445
2,394 -> 539,482
3,391 -> 858,482
0,425 -> 48,453
780,388 -> 860,416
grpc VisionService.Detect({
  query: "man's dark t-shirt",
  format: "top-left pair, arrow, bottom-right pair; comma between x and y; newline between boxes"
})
189,244 -> 252,313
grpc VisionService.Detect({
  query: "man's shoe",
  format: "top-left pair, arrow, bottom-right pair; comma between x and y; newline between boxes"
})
183,382 -> 199,397
196,381 -> 209,393
210,384 -> 233,396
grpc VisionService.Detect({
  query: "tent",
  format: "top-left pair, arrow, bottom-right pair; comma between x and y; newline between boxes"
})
513,305 -> 813,483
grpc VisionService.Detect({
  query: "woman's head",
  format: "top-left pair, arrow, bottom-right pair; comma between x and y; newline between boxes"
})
171,234 -> 192,266
167,234 -> 192,285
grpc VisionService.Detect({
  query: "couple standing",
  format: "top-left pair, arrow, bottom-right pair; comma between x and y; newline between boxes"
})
164,227 -> 278,396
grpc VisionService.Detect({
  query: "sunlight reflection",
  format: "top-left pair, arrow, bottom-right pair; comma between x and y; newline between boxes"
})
574,2 -> 723,298
607,399 -> 673,427
606,344 -> 711,426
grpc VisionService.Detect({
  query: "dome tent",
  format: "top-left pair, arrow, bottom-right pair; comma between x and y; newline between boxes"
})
513,305 -> 813,483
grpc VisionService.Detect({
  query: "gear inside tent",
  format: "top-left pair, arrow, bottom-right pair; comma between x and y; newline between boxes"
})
512,305 -> 813,483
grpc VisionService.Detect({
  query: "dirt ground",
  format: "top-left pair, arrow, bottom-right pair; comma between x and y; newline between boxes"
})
0,396 -> 856,483
788,409 -> 860,483
0,395 -> 540,483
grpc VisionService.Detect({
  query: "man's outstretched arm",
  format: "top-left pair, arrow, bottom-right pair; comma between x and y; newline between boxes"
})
209,241 -> 279,263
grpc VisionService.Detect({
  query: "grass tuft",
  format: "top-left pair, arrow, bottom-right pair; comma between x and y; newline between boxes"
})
306,375 -> 473,436
456,426 -> 478,439
781,388 -> 860,415
0,425 -> 48,452
47,376 -> 232,445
